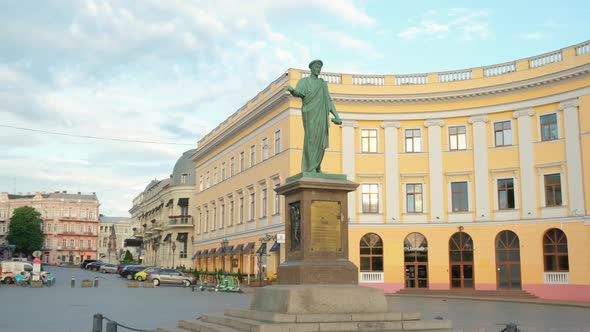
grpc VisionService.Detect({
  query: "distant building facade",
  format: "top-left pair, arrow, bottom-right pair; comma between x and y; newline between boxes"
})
98,216 -> 132,263
0,191 -> 100,264
129,149 -> 197,269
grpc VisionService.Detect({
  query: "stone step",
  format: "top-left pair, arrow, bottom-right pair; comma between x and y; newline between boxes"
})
224,307 -> 422,323
178,319 -> 243,332
157,327 -> 191,332
396,289 -> 537,299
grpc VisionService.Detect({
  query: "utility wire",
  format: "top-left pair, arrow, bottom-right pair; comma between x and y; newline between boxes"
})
0,124 -> 194,146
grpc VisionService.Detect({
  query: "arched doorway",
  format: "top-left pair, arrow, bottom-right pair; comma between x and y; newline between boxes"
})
449,231 -> 474,289
404,232 -> 428,288
495,230 -> 521,289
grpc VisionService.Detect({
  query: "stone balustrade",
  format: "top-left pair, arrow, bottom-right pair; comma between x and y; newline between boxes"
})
529,50 -> 563,68
484,61 -> 516,77
544,272 -> 569,284
395,74 -> 428,85
576,40 -> 590,56
352,75 -> 385,85
439,69 -> 472,82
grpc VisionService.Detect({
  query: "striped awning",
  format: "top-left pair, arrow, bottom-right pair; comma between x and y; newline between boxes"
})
242,242 -> 255,254
191,250 -> 201,260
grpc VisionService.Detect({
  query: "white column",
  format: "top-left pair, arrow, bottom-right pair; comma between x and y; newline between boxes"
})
381,121 -> 401,223
424,119 -> 445,222
513,108 -> 537,218
560,99 -> 586,216
341,120 -> 358,223
468,115 -> 491,221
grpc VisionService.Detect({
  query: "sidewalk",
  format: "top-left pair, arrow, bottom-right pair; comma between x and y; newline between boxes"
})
388,293 -> 590,308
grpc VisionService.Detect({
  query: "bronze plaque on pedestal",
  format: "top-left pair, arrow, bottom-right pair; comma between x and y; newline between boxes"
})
310,200 -> 341,252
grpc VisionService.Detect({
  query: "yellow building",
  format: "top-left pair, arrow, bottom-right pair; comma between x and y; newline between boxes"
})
192,41 -> 590,301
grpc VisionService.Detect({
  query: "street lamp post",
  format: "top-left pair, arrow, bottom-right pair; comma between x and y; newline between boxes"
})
153,241 -> 160,267
172,242 -> 177,269
220,238 -> 229,272
257,234 -> 275,287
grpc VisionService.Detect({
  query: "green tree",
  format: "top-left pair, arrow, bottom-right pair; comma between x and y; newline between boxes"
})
123,249 -> 134,263
7,206 -> 44,256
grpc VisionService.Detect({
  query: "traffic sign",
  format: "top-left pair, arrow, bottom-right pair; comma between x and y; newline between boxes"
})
277,233 -> 285,243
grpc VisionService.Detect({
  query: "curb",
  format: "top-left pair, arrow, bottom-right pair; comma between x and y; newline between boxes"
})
386,293 -> 590,308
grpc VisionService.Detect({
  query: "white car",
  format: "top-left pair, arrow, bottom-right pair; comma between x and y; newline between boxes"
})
99,263 -> 118,273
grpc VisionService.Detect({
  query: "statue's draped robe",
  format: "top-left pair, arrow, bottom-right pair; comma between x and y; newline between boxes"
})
294,76 -> 335,172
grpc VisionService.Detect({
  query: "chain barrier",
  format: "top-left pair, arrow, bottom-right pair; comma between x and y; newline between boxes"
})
93,313 -> 156,332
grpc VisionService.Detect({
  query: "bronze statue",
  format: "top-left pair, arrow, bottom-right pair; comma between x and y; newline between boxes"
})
287,60 -> 342,173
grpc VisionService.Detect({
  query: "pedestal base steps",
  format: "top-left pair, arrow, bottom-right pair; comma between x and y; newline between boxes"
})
157,285 -> 454,332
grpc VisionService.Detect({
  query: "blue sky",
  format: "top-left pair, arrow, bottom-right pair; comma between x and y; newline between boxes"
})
0,0 -> 588,216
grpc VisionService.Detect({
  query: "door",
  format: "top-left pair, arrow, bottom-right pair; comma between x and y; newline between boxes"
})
495,230 -> 521,289
404,232 -> 428,288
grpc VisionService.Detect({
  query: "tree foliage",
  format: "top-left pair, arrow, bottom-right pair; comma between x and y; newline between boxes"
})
7,206 -> 44,255
123,249 -> 134,263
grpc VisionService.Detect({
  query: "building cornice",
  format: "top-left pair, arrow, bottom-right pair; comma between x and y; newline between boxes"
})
331,64 -> 590,104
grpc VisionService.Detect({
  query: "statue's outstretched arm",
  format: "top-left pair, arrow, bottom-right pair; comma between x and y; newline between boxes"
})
286,85 -> 305,98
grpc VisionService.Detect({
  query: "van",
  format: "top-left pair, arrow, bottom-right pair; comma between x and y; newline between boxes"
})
0,261 -> 33,284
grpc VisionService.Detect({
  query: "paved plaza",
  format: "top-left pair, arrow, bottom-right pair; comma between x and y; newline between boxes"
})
0,266 -> 588,332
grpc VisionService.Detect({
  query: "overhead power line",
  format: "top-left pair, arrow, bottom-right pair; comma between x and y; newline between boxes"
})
0,124 -> 195,146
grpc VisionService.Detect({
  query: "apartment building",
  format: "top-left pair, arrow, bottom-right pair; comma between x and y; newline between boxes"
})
98,216 -> 132,263
0,191 -> 100,264
191,41 -> 590,301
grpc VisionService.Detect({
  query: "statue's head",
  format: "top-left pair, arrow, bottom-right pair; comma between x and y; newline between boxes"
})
308,59 -> 323,76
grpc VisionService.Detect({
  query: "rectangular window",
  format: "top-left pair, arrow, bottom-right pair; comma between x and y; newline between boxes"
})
250,145 -> 256,167
213,167 -> 218,185
449,126 -> 467,150
220,204 -> 225,228
274,183 -> 281,214
239,197 -> 244,224
181,173 -> 189,184
451,182 -> 468,212
274,130 -> 281,155
230,157 -> 235,176
262,137 -> 269,160
70,239 -> 75,248
361,184 -> 379,213
544,174 -> 562,207
221,162 -> 226,181
494,121 -> 512,146
261,188 -> 267,217
205,209 -> 209,232
497,178 -> 515,209
240,151 -> 245,172
361,129 -> 378,153
206,171 -> 210,188
406,184 -> 423,213
212,206 -> 217,230
540,113 -> 558,141
249,192 -> 255,220
79,239 -> 84,248
405,129 -> 422,153
62,239 -> 66,247
88,239 -> 92,249
229,200 -> 234,226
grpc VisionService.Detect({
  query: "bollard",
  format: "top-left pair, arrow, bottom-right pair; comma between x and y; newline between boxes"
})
71,276 -> 75,288
94,276 -> 99,287
92,313 -> 103,332
106,321 -> 117,332
502,323 -> 520,332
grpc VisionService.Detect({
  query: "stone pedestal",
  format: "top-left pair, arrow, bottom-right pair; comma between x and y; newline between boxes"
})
275,174 -> 359,284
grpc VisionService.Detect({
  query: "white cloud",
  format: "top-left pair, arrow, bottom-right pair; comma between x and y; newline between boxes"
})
398,8 -> 490,41
518,32 -> 552,40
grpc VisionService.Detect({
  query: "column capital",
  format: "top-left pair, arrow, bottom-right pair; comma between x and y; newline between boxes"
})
512,108 -> 534,118
381,121 -> 401,129
424,119 -> 444,127
468,115 -> 489,124
341,120 -> 358,128
559,98 -> 579,110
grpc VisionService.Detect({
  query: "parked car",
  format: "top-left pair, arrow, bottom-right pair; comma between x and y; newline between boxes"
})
86,261 -> 105,271
116,263 -> 134,274
80,259 -> 97,269
99,263 -> 118,274
134,267 -> 158,281
119,265 -> 147,280
147,269 -> 194,287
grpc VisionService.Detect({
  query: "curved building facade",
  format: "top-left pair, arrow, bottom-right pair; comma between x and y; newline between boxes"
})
192,41 -> 590,301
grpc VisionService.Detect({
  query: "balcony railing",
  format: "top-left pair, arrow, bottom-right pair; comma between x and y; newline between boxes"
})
359,272 -> 384,283
544,272 -> 569,284
168,216 -> 194,226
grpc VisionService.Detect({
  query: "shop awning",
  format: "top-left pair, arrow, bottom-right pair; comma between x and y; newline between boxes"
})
163,234 -> 171,242
231,244 -> 244,256
165,199 -> 173,207
214,247 -> 224,257
223,245 -> 234,256
178,198 -> 189,206
191,250 -> 201,260
200,249 -> 209,258
243,242 -> 255,254
207,248 -> 217,257
256,243 -> 267,255
269,241 -> 280,253
176,233 -> 188,242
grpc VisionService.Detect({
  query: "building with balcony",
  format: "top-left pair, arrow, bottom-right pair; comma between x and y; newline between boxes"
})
129,149 -> 197,268
98,216 -> 132,263
0,191 -> 100,264
191,41 -> 590,301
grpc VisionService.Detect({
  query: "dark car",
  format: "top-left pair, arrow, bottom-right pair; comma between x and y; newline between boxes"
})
116,263 -> 135,274
80,259 -> 97,269
86,261 -> 106,271
119,265 -> 148,280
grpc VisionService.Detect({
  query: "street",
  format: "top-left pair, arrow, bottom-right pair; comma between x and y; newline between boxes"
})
0,266 -> 588,332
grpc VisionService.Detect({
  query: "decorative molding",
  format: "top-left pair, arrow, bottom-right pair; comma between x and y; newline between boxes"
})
468,115 -> 489,124
381,121 -> 401,128
357,174 -> 385,178
490,167 -> 518,175
424,119 -> 444,127
513,108 -> 535,118
559,98 -> 579,110
341,120 -> 359,128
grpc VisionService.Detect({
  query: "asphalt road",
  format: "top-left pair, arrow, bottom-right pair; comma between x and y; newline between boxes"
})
0,266 -> 588,332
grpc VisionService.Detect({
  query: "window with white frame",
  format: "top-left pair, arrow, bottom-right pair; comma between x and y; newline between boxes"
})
229,200 -> 234,226
494,121 -> 512,147
239,197 -> 244,224
204,209 -> 209,232
230,157 -> 235,176
197,210 -> 202,233
206,171 -> 210,188
405,129 -> 422,153
262,137 -> 269,160
497,178 -> 515,209
361,129 -> 378,153
70,239 -> 74,248
220,203 -> 225,228
213,168 -> 218,185
181,173 -> 189,184
540,113 -> 558,141
361,183 -> 379,213
212,205 -> 217,230
249,192 -> 255,221
261,188 -> 267,217
240,151 -> 245,172
274,182 -> 281,214
221,162 -> 226,181
250,145 -> 256,167
544,174 -> 562,207
274,130 -> 281,155
451,182 -> 468,212
88,239 -> 92,249
406,184 -> 423,213
449,126 -> 467,150
62,239 -> 66,247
